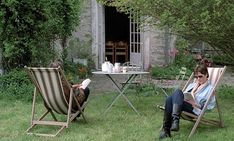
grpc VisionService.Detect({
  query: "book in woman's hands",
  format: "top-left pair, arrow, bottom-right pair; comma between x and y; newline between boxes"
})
80,78 -> 91,89
184,92 -> 195,100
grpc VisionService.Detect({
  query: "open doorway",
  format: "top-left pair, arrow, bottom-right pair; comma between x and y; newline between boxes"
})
105,6 -> 130,64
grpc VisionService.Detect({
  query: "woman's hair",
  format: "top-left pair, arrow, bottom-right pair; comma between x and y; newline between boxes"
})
194,64 -> 209,78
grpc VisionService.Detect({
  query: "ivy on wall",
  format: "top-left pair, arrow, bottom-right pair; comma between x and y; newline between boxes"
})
0,0 -> 83,70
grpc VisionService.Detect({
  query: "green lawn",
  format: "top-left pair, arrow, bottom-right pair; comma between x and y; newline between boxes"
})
0,85 -> 234,141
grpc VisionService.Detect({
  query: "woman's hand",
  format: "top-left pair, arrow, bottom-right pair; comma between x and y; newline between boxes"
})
185,99 -> 201,109
72,84 -> 81,88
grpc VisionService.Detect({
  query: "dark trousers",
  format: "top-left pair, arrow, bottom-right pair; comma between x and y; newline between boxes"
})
164,89 -> 195,118
83,87 -> 90,102
76,87 -> 90,117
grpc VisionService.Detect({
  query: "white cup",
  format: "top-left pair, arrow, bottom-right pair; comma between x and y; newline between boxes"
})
122,67 -> 127,73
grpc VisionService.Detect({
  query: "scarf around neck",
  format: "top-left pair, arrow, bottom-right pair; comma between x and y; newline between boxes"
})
191,81 -> 209,96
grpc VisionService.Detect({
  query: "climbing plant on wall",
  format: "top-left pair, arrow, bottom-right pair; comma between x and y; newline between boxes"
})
0,0 -> 83,70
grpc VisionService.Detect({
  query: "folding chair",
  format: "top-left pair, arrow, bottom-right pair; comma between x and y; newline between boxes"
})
121,62 -> 143,91
156,67 -> 188,97
181,66 -> 226,137
25,67 -> 88,137
120,62 -> 156,96
157,66 -> 226,137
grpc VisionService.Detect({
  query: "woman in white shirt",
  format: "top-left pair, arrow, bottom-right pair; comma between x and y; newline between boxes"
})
159,64 -> 215,139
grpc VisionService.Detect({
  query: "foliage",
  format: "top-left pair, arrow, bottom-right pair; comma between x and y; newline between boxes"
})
64,37 -> 95,80
151,65 -> 181,79
0,0 -> 83,70
174,49 -> 196,69
0,69 -> 33,101
152,43 -> 195,79
63,60 -> 93,83
97,0 -> 234,61
212,54 -> 234,66
66,38 -> 93,59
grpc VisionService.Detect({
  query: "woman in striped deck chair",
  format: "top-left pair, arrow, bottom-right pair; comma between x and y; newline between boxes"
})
159,64 -> 215,139
49,60 -> 90,119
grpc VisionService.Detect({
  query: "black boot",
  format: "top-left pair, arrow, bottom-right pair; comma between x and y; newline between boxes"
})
170,104 -> 182,131
159,127 -> 171,139
159,111 -> 171,139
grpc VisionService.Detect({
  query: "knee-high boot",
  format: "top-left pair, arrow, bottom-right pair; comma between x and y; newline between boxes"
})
159,111 -> 171,139
170,104 -> 182,131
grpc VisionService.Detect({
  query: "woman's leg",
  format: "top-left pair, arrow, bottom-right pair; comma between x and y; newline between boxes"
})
76,87 -> 90,118
170,89 -> 184,131
160,89 -> 184,139
159,96 -> 172,139
83,87 -> 90,102
182,101 -> 195,114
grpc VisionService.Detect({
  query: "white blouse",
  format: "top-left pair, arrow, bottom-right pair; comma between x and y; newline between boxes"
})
184,81 -> 215,115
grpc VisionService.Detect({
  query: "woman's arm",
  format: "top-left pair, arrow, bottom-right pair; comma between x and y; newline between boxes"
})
185,99 -> 201,109
72,83 -> 82,88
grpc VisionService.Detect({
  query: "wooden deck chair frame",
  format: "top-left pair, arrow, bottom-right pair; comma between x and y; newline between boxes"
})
25,67 -> 88,137
181,66 -> 226,138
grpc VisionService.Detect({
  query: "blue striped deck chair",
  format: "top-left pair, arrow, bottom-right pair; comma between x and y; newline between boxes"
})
25,66 -> 88,137
181,66 -> 226,137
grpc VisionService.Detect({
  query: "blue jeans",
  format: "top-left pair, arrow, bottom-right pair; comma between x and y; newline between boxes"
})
164,89 -> 194,115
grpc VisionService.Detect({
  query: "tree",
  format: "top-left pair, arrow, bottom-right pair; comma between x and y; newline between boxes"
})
0,0 -> 83,70
98,0 -> 234,61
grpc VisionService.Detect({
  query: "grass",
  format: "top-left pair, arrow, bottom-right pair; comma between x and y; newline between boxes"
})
0,85 -> 234,141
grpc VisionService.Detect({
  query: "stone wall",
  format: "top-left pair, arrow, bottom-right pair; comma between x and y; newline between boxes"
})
143,26 -> 176,68
73,0 -> 92,42
149,29 -> 167,67
65,0 -> 93,62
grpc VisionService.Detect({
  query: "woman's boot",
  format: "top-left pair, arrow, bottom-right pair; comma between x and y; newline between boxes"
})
170,104 -> 182,131
159,111 -> 171,139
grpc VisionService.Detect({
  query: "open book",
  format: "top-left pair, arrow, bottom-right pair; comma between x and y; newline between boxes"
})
184,92 -> 195,100
79,78 -> 91,89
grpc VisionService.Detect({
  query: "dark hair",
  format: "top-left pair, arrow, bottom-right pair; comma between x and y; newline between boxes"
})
194,64 -> 209,78
49,59 -> 63,69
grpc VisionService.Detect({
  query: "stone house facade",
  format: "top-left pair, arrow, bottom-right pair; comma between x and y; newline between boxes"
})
0,0 -> 176,74
62,0 -> 176,70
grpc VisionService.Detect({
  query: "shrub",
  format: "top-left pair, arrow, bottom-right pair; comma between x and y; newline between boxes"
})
63,60 -> 93,83
151,65 -> 180,79
0,0 -> 83,70
152,48 -> 195,79
0,69 -> 33,101
212,54 -> 234,66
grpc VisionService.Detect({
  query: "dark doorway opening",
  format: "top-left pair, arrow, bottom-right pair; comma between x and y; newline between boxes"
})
105,6 -> 129,64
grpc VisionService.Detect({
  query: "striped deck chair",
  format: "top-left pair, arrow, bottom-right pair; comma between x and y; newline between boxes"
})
181,66 -> 226,137
25,67 -> 88,137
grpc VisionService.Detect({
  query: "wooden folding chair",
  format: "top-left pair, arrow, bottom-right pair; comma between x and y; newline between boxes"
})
25,67 -> 88,137
181,66 -> 226,137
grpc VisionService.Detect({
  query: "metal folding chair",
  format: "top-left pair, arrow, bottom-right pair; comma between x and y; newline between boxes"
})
155,67 -> 188,97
